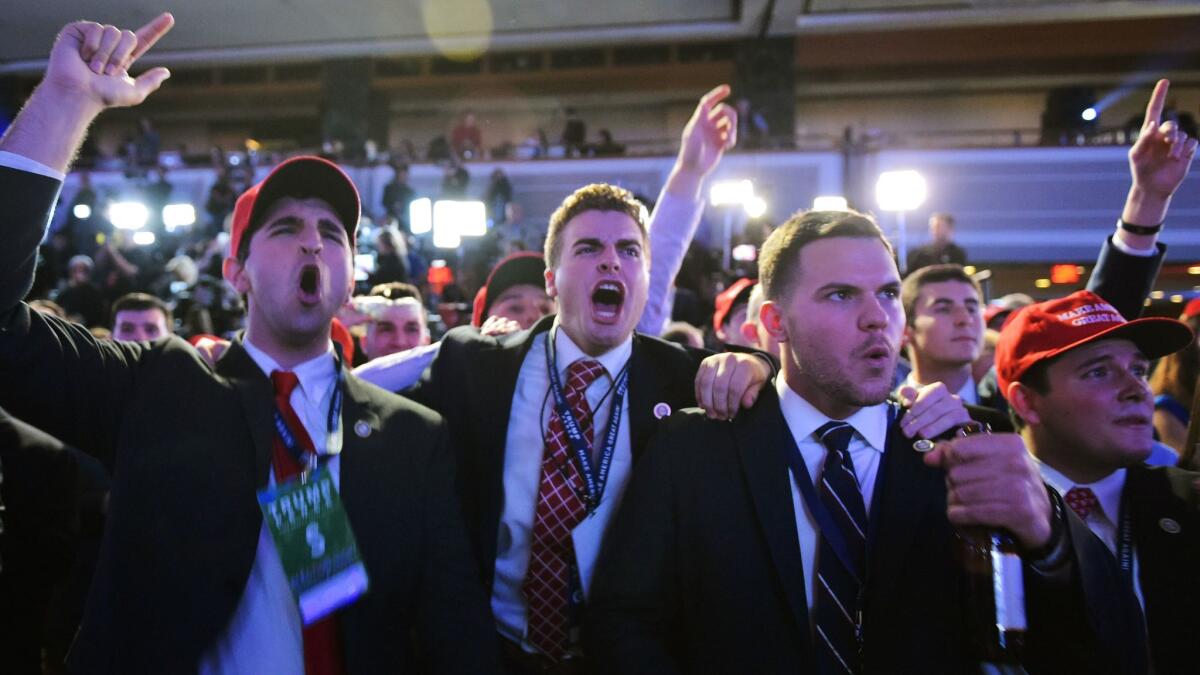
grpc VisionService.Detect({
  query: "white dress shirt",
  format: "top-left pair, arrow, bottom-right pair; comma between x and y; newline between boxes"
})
492,323 -> 634,653
1037,464 -> 1144,608
775,377 -> 891,613
199,340 -> 342,675
903,372 -> 979,406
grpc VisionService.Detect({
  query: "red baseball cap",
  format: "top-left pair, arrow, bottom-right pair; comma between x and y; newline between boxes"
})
229,156 -> 360,260
713,278 -> 756,333
471,252 -> 546,327
995,290 -> 1193,395
1182,297 -> 1200,321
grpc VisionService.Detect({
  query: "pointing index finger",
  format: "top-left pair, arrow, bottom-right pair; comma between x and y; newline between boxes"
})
130,12 -> 175,63
1143,78 -> 1169,131
696,84 -> 731,116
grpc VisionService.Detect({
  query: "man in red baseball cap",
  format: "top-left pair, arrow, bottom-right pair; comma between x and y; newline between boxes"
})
712,277 -> 756,348
998,289 -> 1198,674
0,13 -> 498,673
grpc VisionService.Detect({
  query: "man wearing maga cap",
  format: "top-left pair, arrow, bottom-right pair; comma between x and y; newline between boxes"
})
998,289 -> 1199,674
0,14 -> 498,674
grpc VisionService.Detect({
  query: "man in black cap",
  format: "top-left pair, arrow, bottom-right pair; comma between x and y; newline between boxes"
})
0,14 -> 497,673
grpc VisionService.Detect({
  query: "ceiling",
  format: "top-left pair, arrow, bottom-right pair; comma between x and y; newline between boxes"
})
2,0 -> 1197,72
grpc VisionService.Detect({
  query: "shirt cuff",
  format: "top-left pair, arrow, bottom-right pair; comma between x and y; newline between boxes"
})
1110,223 -> 1157,258
0,150 -> 66,182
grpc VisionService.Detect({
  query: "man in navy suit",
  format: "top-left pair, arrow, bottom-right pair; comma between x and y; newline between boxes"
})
587,209 -> 1148,674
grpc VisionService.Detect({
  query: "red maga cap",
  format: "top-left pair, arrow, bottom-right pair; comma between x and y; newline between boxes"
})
995,290 -> 1192,395
713,278 -> 756,333
471,252 -> 546,327
229,156 -> 360,260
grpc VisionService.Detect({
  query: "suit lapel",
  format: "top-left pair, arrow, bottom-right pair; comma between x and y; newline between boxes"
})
337,375 -> 382,509
736,386 -> 812,643
217,340 -> 275,487
863,412 -> 942,616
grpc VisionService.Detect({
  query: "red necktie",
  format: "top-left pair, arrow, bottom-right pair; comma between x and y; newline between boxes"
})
523,358 -> 605,659
270,371 -> 344,675
1064,486 -> 1101,520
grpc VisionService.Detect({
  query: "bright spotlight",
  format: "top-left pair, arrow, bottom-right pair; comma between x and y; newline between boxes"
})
435,200 -> 487,237
108,201 -> 149,230
409,198 -> 432,235
876,170 -> 927,212
162,203 -> 196,230
73,203 -> 92,219
432,219 -> 461,249
710,180 -> 755,207
812,196 -> 849,211
744,195 -> 768,219
132,231 -> 157,246
1081,107 -> 1098,122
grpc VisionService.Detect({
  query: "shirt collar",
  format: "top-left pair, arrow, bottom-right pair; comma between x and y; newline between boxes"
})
1038,461 -> 1127,523
242,337 -> 338,400
551,320 -> 633,383
775,376 -> 889,453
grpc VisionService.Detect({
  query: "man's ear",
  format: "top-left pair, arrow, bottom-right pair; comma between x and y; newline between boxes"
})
1007,381 -> 1041,426
544,267 -> 558,299
761,301 -> 787,343
901,324 -> 913,352
222,256 -> 250,295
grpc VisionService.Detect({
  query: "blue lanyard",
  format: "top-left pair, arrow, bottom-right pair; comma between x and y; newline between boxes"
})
544,327 -> 629,511
1116,494 -> 1133,577
782,403 -> 897,583
273,344 -> 346,475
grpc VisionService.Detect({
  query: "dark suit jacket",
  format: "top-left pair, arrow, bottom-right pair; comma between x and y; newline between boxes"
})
0,407 -> 80,675
1124,465 -> 1200,675
409,314 -> 714,591
0,166 -> 499,674
586,387 -> 1149,675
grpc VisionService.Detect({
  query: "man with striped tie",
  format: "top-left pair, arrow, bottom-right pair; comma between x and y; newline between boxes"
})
587,209 -> 1147,674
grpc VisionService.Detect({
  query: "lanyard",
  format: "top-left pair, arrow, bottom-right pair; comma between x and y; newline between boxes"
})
1116,494 -> 1134,578
782,403 -> 897,583
273,343 -> 346,476
545,327 -> 629,511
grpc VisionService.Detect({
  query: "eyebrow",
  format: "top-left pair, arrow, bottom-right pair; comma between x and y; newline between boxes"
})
930,296 -> 980,306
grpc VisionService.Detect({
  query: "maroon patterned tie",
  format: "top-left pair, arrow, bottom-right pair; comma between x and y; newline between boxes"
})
523,358 -> 605,659
1064,486 -> 1101,520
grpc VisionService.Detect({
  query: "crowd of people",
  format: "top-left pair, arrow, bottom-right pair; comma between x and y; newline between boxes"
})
2,12 -> 1200,675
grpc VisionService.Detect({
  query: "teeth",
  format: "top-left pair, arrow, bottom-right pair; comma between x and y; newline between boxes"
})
598,282 -> 620,292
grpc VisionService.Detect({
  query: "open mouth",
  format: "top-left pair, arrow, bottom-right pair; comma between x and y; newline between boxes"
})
857,341 -> 893,368
298,264 -> 321,305
591,281 -> 625,324
1113,414 -> 1151,428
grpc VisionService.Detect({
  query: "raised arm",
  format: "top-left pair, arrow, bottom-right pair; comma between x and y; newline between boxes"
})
638,84 -> 737,335
0,14 -> 173,311
1088,79 -> 1196,319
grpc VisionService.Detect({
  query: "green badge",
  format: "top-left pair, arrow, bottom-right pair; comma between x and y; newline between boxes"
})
257,469 -> 369,624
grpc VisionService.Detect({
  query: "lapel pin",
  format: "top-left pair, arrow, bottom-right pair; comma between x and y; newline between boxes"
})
912,439 -> 935,453
653,402 -> 672,419
1159,517 -> 1181,534
354,420 -> 372,438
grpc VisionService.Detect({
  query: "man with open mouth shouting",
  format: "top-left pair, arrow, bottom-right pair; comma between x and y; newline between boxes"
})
0,13 -> 497,674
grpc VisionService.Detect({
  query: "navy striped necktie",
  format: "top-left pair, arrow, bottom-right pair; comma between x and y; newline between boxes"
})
812,420 -> 867,675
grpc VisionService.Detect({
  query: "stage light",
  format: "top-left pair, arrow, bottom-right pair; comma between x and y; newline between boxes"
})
163,203 -> 196,230
435,200 -> 487,237
812,196 -> 848,211
875,170 -> 927,212
108,201 -> 149,230
433,219 -> 461,249
409,198 -> 432,235
73,203 -> 92,219
1171,294 -> 1185,304
1035,279 -> 1052,289
744,195 -> 768,219
710,180 -> 755,207
1081,107 -> 1097,122
1150,290 -> 1165,299
1188,265 -> 1200,275
132,231 -> 156,246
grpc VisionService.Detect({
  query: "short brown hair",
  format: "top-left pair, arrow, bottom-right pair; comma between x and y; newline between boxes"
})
544,183 -> 648,268
900,264 -> 982,327
368,281 -> 422,304
111,292 -> 173,329
759,209 -> 892,302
